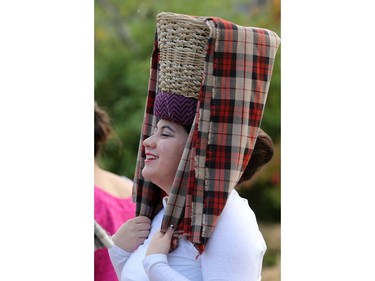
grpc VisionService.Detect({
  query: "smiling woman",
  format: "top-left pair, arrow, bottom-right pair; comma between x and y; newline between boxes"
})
109,12 -> 280,281
142,120 -> 189,194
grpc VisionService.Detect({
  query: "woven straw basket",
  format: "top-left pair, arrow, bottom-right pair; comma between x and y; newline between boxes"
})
156,12 -> 210,99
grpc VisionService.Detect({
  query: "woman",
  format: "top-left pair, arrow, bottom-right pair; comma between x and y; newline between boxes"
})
94,102 -> 136,281
109,12 -> 280,281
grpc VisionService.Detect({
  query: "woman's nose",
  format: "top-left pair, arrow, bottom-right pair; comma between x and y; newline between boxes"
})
143,134 -> 155,148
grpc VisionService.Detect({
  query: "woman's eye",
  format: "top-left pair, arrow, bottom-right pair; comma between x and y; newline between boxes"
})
161,133 -> 170,137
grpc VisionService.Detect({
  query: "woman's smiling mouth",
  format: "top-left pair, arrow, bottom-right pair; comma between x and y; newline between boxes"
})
145,152 -> 159,162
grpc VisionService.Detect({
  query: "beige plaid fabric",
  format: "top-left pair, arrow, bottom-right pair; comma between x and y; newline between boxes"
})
133,13 -> 280,252
94,220 -> 113,250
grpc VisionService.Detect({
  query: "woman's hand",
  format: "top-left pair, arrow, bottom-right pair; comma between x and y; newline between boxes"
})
146,225 -> 175,256
112,216 -> 151,252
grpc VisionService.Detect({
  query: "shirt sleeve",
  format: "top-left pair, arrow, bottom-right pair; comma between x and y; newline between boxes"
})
108,244 -> 132,280
201,194 -> 267,281
201,235 -> 266,281
142,254 -> 190,281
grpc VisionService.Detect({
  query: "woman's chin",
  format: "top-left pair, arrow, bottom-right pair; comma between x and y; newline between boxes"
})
141,168 -> 155,182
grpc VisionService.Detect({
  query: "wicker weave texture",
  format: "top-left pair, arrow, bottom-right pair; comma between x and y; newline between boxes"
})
157,12 -> 210,99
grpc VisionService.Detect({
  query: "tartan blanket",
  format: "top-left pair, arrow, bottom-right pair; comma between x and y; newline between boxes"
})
133,15 -> 280,253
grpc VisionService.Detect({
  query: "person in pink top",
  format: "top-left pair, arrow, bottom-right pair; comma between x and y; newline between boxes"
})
94,102 -> 136,281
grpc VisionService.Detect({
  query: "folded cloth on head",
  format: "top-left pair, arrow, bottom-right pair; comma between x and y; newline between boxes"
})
133,12 -> 281,253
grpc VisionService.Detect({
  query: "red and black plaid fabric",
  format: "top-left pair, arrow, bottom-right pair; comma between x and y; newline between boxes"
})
133,14 -> 280,253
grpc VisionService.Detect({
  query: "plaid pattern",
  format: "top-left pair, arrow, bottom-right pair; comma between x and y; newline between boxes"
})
94,220 -> 113,250
133,14 -> 280,253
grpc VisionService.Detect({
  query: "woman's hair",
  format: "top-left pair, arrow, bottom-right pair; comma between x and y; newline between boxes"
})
238,129 -> 274,184
95,102 -> 112,158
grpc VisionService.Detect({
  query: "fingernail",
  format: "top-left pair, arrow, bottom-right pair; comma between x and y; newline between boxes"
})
169,224 -> 174,229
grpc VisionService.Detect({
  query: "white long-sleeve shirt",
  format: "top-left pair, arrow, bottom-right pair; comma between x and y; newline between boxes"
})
109,189 -> 266,281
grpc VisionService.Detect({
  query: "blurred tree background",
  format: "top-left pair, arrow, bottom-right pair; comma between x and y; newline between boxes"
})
95,0 -> 280,277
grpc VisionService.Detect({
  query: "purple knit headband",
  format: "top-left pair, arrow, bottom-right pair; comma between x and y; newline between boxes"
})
154,92 -> 197,126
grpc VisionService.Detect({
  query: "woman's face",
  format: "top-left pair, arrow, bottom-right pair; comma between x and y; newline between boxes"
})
142,119 -> 188,194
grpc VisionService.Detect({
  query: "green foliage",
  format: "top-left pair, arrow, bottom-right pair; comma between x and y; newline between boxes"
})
263,248 -> 279,267
95,0 -> 281,221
